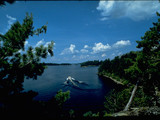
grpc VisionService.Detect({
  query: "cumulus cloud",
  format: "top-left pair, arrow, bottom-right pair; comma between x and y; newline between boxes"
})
92,42 -> 111,54
102,53 -> 107,57
84,45 -> 89,49
35,39 -> 45,47
81,49 -> 89,53
60,44 -> 79,55
6,14 -> 17,31
70,44 -> 76,53
91,40 -> 131,54
113,40 -> 131,48
97,0 -> 160,21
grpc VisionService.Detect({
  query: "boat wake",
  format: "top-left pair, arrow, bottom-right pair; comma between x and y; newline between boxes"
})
62,76 -> 99,92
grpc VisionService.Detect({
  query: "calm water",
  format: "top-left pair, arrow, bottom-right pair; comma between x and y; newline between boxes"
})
23,65 -> 116,113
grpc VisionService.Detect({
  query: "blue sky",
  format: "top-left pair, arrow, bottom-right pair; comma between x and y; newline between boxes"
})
0,1 -> 160,63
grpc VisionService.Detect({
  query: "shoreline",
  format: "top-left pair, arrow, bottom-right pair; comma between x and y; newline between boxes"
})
98,73 -> 124,86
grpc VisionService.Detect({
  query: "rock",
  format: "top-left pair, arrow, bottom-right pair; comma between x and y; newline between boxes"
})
112,111 -> 130,117
145,106 -> 160,115
112,106 -> 160,116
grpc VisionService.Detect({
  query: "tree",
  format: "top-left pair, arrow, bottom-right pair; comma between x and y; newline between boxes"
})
0,0 -> 16,6
124,12 -> 160,111
98,51 -> 138,84
0,13 -> 54,102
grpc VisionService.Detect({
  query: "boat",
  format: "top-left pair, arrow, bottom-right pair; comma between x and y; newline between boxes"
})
64,76 -> 79,88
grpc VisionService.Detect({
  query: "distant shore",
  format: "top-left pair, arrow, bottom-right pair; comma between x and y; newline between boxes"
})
44,63 -> 72,66
81,65 -> 100,67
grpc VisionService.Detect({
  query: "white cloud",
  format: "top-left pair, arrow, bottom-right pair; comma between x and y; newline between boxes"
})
35,39 -> 45,47
70,44 -> 76,53
60,44 -> 79,55
91,40 -> 130,54
84,45 -> 89,49
25,41 -> 28,46
97,1 -> 160,21
72,55 -> 76,58
81,49 -> 88,53
44,42 -> 51,47
102,53 -> 107,57
92,42 -> 111,54
100,17 -> 108,21
6,14 -> 16,22
35,40 -> 55,55
6,15 -> 16,31
113,40 -> 131,48
72,55 -> 90,61
18,50 -> 22,53
79,55 -> 90,59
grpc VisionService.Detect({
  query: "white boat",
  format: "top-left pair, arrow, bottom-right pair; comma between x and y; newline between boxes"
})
64,76 -> 79,88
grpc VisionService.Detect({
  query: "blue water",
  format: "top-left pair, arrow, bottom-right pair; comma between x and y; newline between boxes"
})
23,65 -> 115,113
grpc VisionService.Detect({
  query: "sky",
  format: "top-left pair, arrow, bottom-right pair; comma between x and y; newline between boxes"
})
0,1 -> 160,63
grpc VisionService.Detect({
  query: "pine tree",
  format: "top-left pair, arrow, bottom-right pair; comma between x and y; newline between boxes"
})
0,13 -> 54,101
124,12 -> 160,110
0,0 -> 15,6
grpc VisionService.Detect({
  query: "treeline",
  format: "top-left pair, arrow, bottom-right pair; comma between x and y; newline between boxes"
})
81,60 -> 103,67
98,12 -> 160,115
98,51 -> 139,85
45,63 -> 72,66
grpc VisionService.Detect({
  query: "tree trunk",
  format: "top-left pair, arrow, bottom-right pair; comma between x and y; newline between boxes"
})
123,81 -> 138,111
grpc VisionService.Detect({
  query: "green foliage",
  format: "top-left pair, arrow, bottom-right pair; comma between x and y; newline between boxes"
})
55,89 -> 70,107
125,12 -> 160,96
0,0 -> 15,6
43,89 -> 71,118
104,87 -> 153,114
100,12 -> 160,114
0,13 -> 54,98
104,88 -> 131,113
69,109 -> 75,118
103,112 -> 112,117
83,111 -> 99,117
98,51 -> 138,84
81,60 -> 102,67
83,111 -> 93,117
0,13 -> 55,118
132,87 -> 153,107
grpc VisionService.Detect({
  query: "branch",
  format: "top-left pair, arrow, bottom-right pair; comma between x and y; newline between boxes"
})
19,60 -> 32,69
123,81 -> 139,111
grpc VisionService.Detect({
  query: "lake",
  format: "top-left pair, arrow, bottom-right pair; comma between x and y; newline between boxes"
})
23,64 -> 116,114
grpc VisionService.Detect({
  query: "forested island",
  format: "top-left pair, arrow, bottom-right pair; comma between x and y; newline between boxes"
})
44,63 -> 72,66
80,60 -> 103,67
